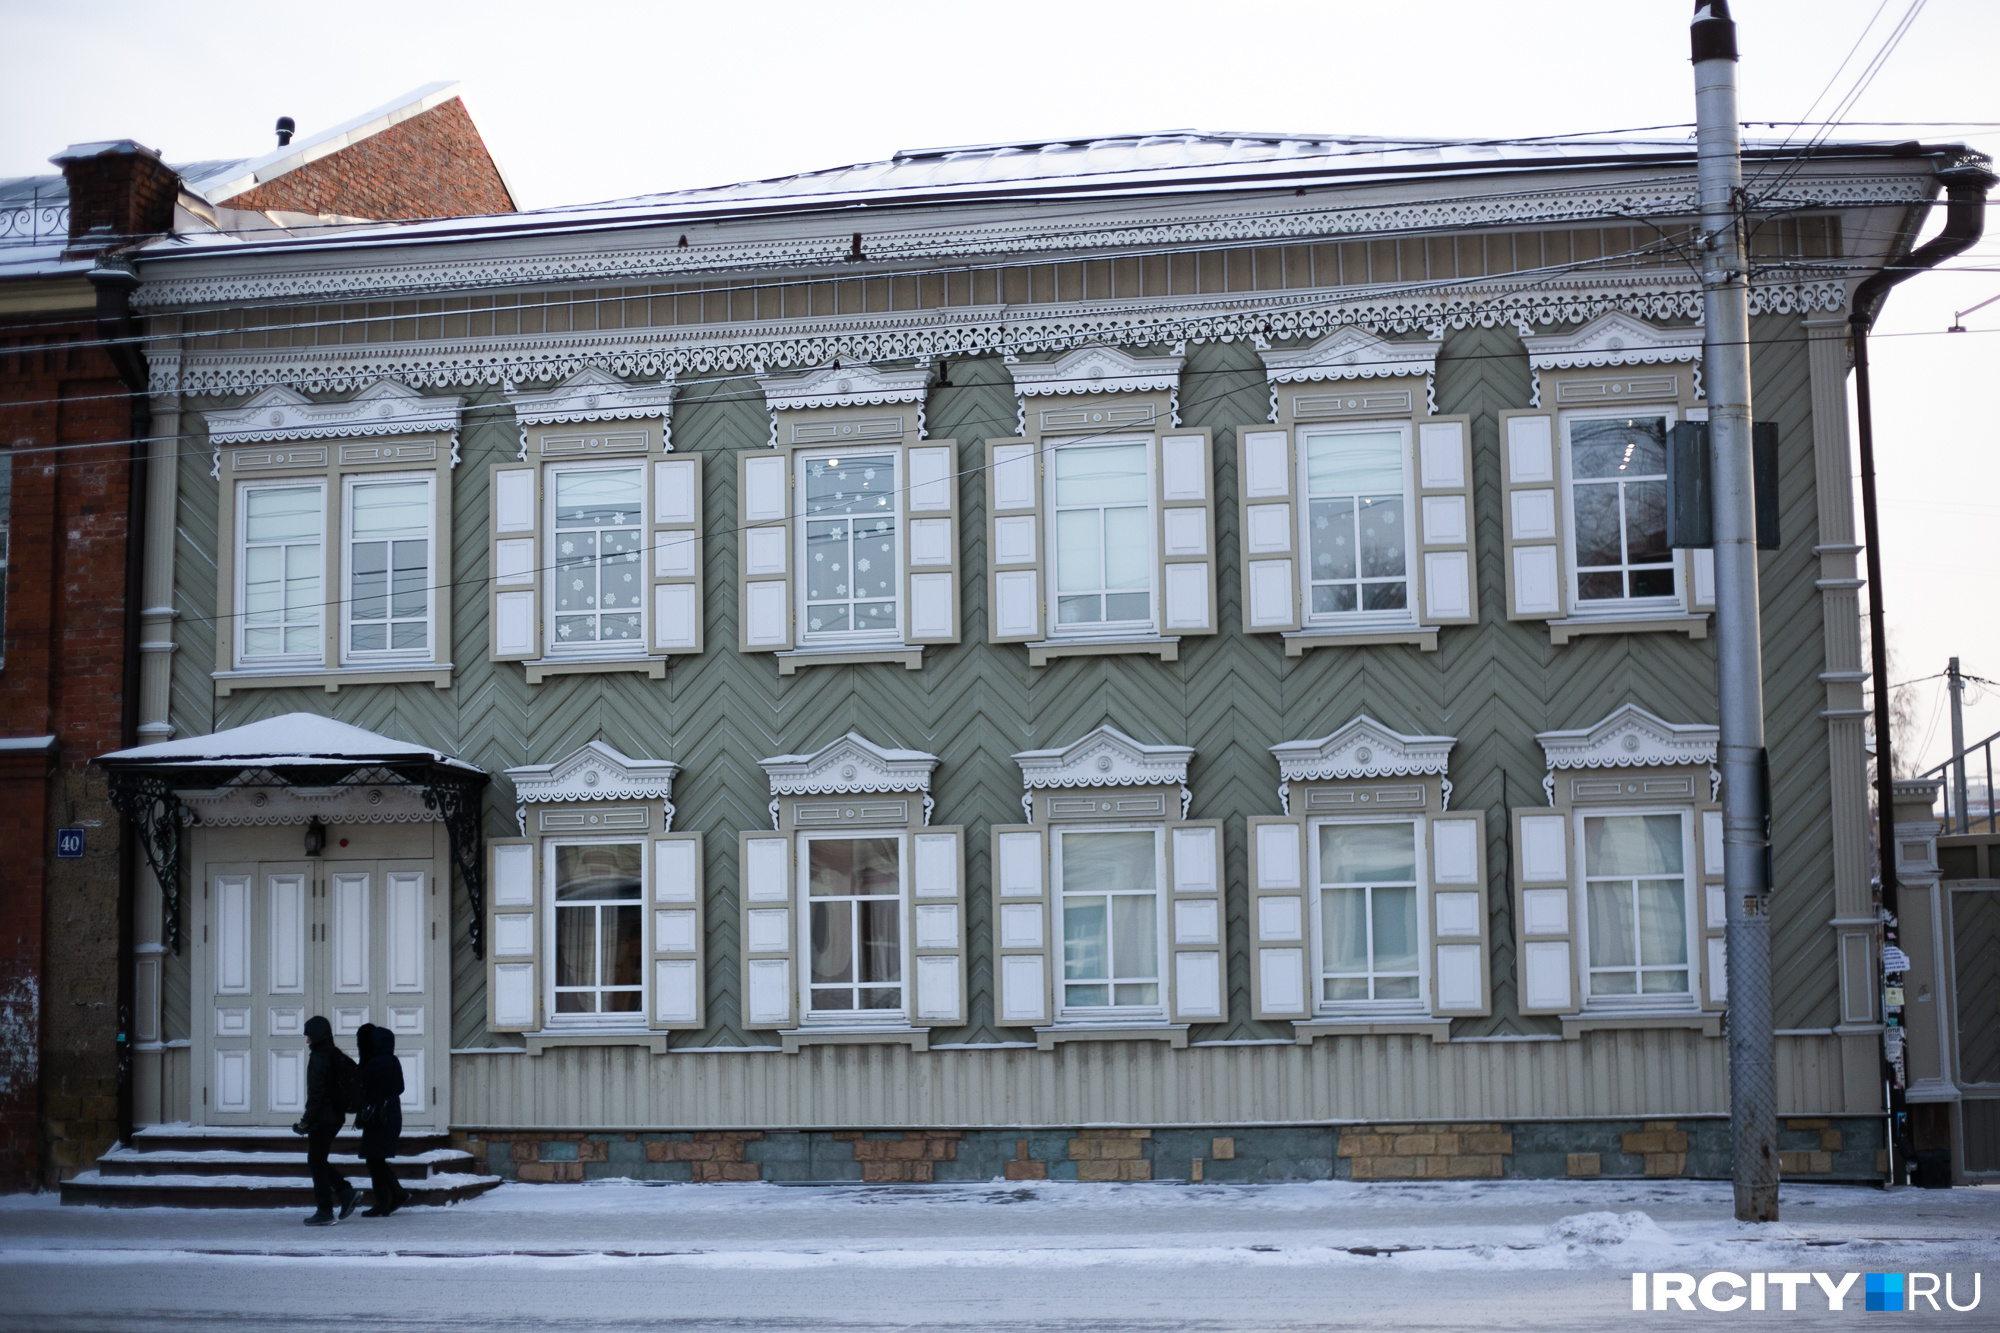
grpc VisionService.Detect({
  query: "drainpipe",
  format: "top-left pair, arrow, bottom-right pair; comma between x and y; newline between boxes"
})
1849,150 -> 1993,1181
88,258 -> 148,1149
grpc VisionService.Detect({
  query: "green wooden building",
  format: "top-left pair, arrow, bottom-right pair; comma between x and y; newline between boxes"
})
92,131 -> 1967,1186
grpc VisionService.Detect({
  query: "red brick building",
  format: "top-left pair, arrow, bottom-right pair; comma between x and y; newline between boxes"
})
0,84 -> 514,1188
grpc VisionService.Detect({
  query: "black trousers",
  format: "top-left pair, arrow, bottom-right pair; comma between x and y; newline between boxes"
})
365,1156 -> 403,1207
307,1127 -> 350,1211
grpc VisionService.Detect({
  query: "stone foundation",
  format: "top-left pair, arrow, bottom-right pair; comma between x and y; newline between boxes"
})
461,1116 -> 1886,1185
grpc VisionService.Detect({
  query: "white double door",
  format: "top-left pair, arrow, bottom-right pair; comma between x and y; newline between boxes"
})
204,853 -> 442,1128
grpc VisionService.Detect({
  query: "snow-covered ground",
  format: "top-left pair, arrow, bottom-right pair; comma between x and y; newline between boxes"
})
2,1178 -> 1995,1330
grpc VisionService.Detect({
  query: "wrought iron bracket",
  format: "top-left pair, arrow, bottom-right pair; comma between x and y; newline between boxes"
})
105,772 -> 188,955
421,775 -> 488,959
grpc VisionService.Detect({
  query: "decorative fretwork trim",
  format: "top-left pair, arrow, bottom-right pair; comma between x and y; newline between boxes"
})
151,275 -> 1851,399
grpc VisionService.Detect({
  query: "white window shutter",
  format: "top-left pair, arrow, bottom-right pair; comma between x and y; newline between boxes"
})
739,832 -> 795,1028
908,826 -> 966,1025
649,832 -> 704,1030
1247,816 -> 1309,1019
489,466 -> 539,662
1500,410 -> 1563,621
650,455 -> 704,654
1237,427 -> 1300,632
485,839 -> 539,1032
1415,416 -> 1478,627
1685,548 -> 1718,614
987,440 -> 1043,643
1514,809 -> 1579,1015
1697,806 -> 1727,1009
1156,430 -> 1215,635
1167,820 -> 1226,1023
737,453 -> 793,652
903,442 -> 960,645
1427,811 -> 1490,1017
991,825 -> 1050,1026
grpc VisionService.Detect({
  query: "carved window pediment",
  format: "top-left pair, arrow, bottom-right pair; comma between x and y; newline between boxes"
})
205,379 -> 464,450
1521,312 -> 1703,371
1013,725 -> 1195,821
1535,703 -> 1719,806
759,732 -> 939,830
504,368 -> 677,448
507,740 -> 680,817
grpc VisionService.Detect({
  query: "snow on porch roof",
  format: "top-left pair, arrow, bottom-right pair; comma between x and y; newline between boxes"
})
98,713 -> 482,772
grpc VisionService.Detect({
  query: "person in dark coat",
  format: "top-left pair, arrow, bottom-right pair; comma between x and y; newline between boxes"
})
356,1024 -> 411,1216
292,1015 -> 356,1225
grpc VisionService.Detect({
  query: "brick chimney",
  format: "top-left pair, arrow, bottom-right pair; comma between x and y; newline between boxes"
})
49,140 -> 181,258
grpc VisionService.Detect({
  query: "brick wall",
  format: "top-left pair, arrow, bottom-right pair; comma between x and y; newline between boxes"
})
226,99 -> 514,221
0,321 -> 134,1189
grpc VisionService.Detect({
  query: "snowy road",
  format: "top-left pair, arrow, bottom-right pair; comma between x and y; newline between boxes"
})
3,1178 -> 1995,1331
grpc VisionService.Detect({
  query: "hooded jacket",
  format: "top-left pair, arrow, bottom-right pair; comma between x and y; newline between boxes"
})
358,1026 -> 406,1158
301,1015 -> 346,1131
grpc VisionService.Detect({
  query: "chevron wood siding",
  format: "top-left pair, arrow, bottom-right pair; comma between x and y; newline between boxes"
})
163,315 -> 1850,1114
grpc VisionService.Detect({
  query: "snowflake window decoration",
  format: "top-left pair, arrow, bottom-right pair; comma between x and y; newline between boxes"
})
857,558 -> 871,573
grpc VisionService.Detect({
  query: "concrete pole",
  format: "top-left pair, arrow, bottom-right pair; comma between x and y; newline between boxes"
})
1692,0 -> 1778,1223
1948,658 -> 1967,833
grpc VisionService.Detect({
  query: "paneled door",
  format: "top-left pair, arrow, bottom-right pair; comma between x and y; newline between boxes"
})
204,857 -> 443,1128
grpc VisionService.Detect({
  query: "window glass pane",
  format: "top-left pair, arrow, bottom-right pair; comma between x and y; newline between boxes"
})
1309,498 -> 1358,581
1625,480 -> 1668,564
1571,486 -> 1624,567
390,539 -> 428,618
1111,893 -> 1158,980
351,480 -> 428,537
810,901 -> 854,989
245,486 -> 322,543
555,906 -> 596,999
1641,969 -> 1689,994
1102,506 -> 1150,589
802,454 -> 898,640
1053,442 -> 1147,505
1584,815 -> 1683,876
1636,882 -> 1688,966
1570,418 -> 1667,479
552,467 -> 643,649
1587,881 -> 1638,968
807,838 -> 899,896
1355,497 -> 1406,578
860,899 -> 901,984
1321,885 -> 1367,972
1375,976 -> 1420,1000
243,548 -> 284,621
1063,895 -> 1108,982
1305,431 -> 1402,494
605,904 -> 643,987
1062,832 -> 1157,894
1319,823 -> 1417,884
1371,885 -> 1420,973
803,454 -> 894,517
554,843 -> 643,901
1054,510 -> 1102,594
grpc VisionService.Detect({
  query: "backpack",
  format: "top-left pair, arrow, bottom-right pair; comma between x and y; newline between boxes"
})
330,1046 -> 364,1117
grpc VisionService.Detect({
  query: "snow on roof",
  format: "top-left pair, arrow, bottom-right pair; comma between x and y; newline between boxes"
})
98,712 -> 481,771
132,127 -> 1941,269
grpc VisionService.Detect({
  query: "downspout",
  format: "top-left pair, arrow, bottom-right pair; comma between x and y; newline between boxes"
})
1848,150 -> 1993,1180
88,258 -> 148,1149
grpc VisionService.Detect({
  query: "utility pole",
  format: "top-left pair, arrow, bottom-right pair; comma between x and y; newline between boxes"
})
1948,658 -> 1967,833
1692,0 -> 1778,1223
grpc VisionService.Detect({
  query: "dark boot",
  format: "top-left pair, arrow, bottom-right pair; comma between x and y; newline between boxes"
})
337,1184 -> 359,1220
304,1210 -> 335,1226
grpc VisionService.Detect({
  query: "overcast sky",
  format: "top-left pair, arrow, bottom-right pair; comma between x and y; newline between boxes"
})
3,0 -> 1996,780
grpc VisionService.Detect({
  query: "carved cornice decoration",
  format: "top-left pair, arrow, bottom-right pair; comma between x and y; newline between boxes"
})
1013,725 -> 1196,820
1520,310 -> 1704,369
152,276 -> 1850,400
759,733 -> 940,827
130,174 -> 1927,312
1258,327 -> 1440,421
503,367 -> 677,453
1535,703 -> 1720,806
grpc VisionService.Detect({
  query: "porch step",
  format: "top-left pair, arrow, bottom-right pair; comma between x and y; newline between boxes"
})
61,1124 -> 500,1209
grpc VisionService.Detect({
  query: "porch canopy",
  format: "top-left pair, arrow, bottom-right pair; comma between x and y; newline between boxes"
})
96,714 -> 490,957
